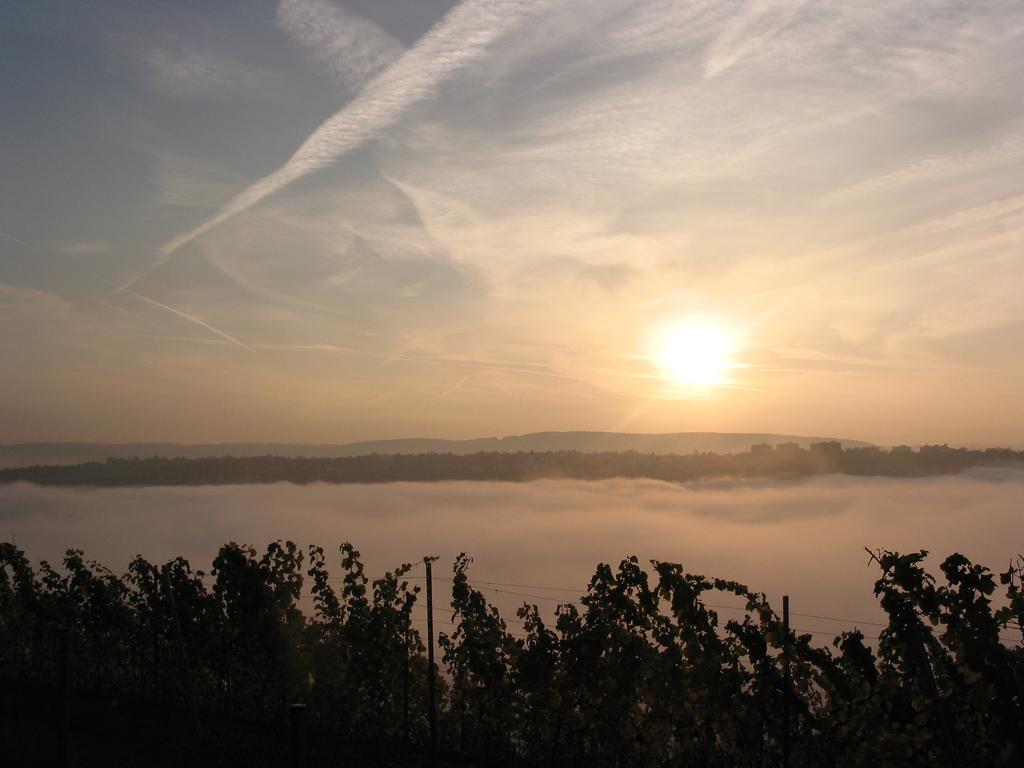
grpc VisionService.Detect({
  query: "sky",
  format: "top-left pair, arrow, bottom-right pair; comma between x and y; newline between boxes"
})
2,0 -> 1023,446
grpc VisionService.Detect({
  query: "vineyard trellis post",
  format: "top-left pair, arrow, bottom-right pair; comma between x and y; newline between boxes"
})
425,556 -> 438,753
56,624 -> 70,768
782,595 -> 790,768
403,627 -> 410,743
151,593 -> 161,701
288,702 -> 307,768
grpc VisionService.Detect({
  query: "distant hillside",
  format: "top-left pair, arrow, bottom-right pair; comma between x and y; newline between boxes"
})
0,431 -> 872,469
5,443 -> 1020,487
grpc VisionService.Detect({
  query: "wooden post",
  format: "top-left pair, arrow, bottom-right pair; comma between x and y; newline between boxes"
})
425,557 -> 438,753
289,702 -> 307,768
56,624 -> 70,768
782,595 -> 790,768
403,628 -> 411,743
151,570 -> 162,700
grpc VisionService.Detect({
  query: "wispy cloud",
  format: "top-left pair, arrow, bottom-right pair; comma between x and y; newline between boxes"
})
150,151 -> 243,209
825,133 -> 1024,202
142,40 -> 270,100
96,298 -> 134,317
4,231 -> 110,258
50,241 -> 110,256
0,229 -> 37,251
0,283 -> 73,322
276,0 -> 404,89
702,0 -> 810,79
142,0 -> 549,282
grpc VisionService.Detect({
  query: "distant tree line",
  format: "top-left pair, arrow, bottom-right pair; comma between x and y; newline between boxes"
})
1,539 -> 1023,765
0,443 -> 1021,486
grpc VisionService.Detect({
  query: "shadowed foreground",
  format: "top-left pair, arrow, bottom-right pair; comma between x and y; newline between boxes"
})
1,540 -> 1022,767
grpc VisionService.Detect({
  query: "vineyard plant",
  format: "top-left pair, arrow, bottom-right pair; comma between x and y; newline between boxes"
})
1,540 -> 1022,766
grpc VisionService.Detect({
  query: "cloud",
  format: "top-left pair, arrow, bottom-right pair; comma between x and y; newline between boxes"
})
144,0 -> 550,280
142,40 -> 270,99
50,241 -> 110,256
0,283 -> 73,326
195,183 -> 481,328
918,321 -> 1024,370
149,151 -> 244,210
827,134 -> 1024,202
0,230 -> 38,251
125,290 -> 249,350
276,0 -> 404,89
702,0 -> 810,79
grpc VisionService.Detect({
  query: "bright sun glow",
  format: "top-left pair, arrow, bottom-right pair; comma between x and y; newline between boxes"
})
652,322 -> 734,389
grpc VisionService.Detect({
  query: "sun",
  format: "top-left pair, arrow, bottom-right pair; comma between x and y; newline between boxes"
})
651,321 -> 734,389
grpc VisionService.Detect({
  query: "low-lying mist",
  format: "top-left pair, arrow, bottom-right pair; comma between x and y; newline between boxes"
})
2,470 -> 1022,641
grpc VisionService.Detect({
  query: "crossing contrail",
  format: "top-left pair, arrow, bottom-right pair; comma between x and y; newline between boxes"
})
121,0 -> 547,292
126,290 -> 250,349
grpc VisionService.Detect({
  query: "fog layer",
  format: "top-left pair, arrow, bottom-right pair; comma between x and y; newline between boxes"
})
2,471 -> 1021,640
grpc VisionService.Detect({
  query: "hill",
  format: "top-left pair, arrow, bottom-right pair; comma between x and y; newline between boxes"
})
6,442 -> 1012,488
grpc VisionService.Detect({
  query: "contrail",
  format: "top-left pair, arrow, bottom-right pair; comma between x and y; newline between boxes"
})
123,0 -> 547,291
126,290 -> 250,350
0,229 -> 38,250
276,0 -> 404,89
703,0 -> 810,79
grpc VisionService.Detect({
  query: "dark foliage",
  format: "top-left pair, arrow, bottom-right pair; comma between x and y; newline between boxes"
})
1,540 -> 1022,766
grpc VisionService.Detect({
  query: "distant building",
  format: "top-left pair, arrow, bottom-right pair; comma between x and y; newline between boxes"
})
919,444 -> 955,455
810,441 -> 842,461
775,442 -> 802,459
750,443 -> 773,457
